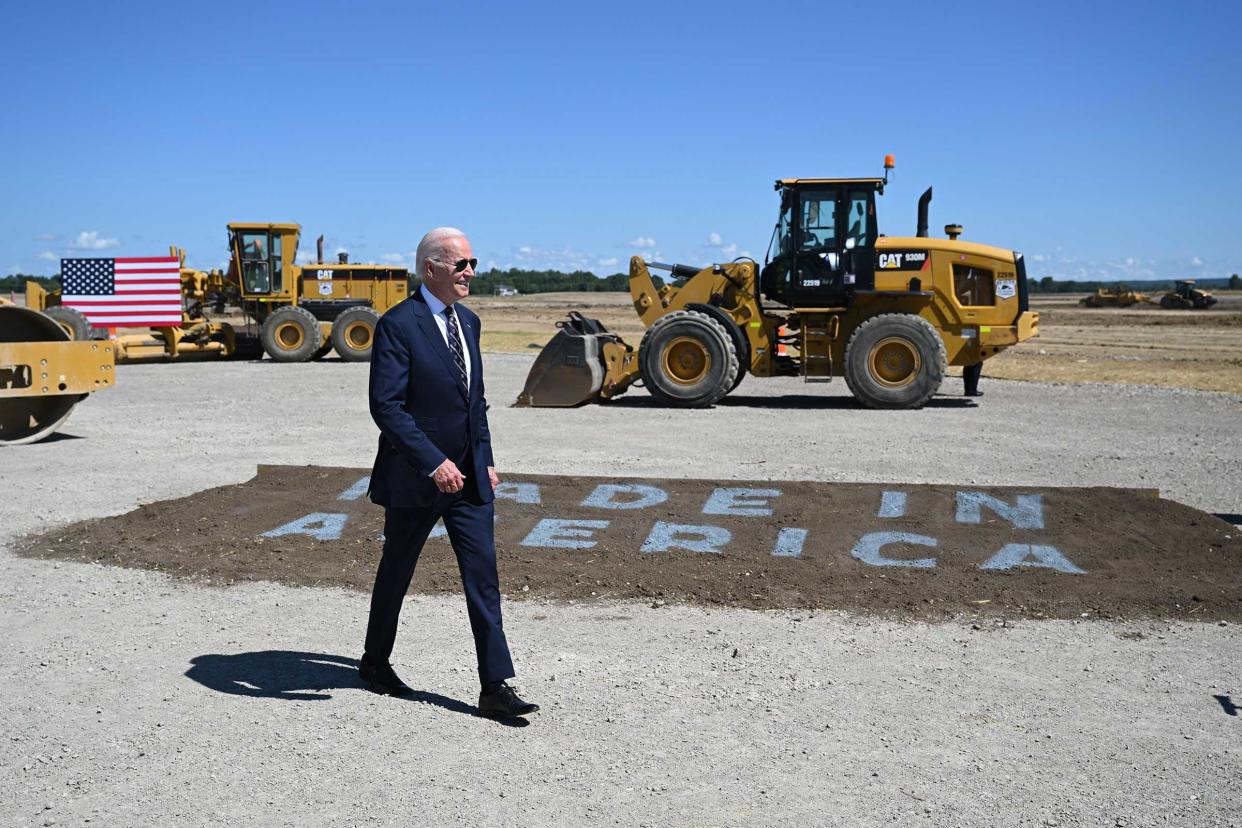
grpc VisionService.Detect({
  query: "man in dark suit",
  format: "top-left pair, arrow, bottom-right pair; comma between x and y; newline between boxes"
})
360,227 -> 538,719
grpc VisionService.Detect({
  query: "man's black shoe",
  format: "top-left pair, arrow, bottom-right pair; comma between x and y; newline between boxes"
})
965,390 -> 984,397
358,654 -> 413,696
478,683 -> 540,718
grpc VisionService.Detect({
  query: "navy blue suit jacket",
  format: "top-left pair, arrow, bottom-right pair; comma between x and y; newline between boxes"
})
367,289 -> 495,508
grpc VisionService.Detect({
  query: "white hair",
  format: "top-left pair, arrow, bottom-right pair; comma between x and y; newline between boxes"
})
415,227 -> 467,279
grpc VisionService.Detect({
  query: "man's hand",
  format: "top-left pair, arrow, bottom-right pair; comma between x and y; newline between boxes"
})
487,466 -> 500,489
433,459 -> 467,493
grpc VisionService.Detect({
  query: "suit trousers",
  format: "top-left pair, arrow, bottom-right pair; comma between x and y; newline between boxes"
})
363,485 -> 515,686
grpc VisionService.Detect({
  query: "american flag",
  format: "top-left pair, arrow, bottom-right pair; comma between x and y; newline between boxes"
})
60,257 -> 183,328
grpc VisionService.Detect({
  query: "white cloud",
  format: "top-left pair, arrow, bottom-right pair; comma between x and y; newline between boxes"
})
703,232 -> 738,258
1189,256 -> 1204,267
69,230 -> 120,250
33,233 -> 59,242
37,251 -> 57,261
627,236 -> 656,249
503,243 -> 603,272
381,253 -> 409,265
597,257 -> 619,268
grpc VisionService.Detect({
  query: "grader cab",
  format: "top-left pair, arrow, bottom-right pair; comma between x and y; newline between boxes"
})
517,158 -> 1039,410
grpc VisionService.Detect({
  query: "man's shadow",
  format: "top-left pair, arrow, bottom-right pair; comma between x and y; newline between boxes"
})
185,650 -> 528,727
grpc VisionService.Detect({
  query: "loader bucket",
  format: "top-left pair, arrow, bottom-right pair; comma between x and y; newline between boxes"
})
514,312 -> 615,407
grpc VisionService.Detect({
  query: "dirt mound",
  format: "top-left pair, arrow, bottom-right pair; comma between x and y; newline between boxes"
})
17,465 -> 1241,620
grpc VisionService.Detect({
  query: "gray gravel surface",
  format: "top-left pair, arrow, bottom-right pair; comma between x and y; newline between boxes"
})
2,356 -> 1239,827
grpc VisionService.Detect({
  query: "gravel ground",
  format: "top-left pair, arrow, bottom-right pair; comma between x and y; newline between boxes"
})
2,356 -> 1240,827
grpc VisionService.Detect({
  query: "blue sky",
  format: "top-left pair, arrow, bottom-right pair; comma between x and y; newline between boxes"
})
3,1 -> 1240,282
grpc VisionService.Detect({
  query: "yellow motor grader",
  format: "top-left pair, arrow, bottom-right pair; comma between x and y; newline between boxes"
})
26,223 -> 410,363
0,298 -> 115,445
517,158 -> 1039,409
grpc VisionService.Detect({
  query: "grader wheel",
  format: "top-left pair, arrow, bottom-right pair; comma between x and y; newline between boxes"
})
41,306 -> 94,341
637,309 -> 738,407
330,306 -> 380,362
843,314 -> 946,409
260,306 -> 322,363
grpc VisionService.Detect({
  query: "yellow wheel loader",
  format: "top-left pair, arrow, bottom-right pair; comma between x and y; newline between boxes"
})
517,158 -> 1039,410
0,298 -> 115,445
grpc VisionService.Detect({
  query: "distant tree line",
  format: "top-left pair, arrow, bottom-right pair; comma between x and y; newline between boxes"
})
419,267 -> 665,295
1027,274 -> 1240,293
0,274 -> 59,293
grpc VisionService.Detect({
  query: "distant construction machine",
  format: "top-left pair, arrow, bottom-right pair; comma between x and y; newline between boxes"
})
1079,287 -> 1151,308
0,299 -> 115,445
1158,280 -> 1217,310
26,223 -> 410,363
518,156 -> 1039,410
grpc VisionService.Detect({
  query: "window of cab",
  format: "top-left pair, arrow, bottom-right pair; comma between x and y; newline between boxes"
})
953,264 -> 996,306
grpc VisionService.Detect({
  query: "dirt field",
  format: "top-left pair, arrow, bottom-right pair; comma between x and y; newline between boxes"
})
468,290 -> 1242,394
18,466 -> 1241,621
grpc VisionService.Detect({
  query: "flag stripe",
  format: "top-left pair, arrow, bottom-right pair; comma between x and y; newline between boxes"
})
88,319 -> 182,326
63,303 -> 183,311
114,257 -> 180,264
81,308 -> 181,314
64,293 -> 180,301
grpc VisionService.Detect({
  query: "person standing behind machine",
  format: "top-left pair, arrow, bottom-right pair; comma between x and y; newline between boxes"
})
963,361 -> 983,397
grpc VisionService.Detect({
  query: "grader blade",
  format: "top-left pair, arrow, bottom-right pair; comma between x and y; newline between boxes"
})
0,304 -> 115,445
515,312 -> 620,407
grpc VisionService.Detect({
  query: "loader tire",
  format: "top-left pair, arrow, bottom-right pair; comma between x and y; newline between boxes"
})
638,309 -> 737,408
843,313 -> 946,409
311,342 -> 333,360
331,306 -> 380,362
41,306 -> 93,341
686,303 -> 749,393
260,306 -> 322,363
1160,295 -> 1174,310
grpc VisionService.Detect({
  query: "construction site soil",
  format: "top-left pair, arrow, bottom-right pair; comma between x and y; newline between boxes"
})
18,465 -> 1241,621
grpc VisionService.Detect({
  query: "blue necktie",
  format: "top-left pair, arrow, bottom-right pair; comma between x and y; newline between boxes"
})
443,306 -> 469,395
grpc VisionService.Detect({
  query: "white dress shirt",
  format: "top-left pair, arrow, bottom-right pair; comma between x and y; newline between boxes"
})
419,284 -> 472,389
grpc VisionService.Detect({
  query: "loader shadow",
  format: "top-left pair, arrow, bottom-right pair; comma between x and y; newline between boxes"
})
184,650 -> 528,727
1213,513 -> 1242,527
1214,695 -> 1238,717
609,394 -> 975,410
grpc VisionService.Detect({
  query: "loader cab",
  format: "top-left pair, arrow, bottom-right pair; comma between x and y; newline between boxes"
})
761,179 -> 880,307
228,223 -> 300,298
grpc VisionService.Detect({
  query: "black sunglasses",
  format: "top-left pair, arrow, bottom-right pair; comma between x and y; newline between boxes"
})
433,257 -> 477,273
